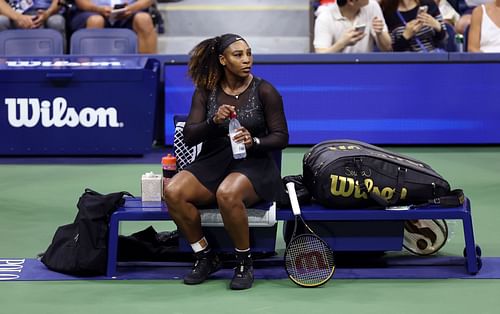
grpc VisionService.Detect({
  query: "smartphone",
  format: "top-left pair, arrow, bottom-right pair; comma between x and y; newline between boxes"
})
113,3 -> 126,9
354,24 -> 366,33
418,5 -> 428,14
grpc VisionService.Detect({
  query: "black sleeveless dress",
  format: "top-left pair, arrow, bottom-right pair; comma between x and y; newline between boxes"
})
183,77 -> 289,202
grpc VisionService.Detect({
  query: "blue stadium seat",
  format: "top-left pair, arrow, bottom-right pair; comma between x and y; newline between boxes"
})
0,29 -> 64,56
70,28 -> 138,55
464,25 -> 470,52
443,22 -> 458,52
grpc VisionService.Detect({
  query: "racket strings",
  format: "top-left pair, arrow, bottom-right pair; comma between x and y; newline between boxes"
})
285,234 -> 335,286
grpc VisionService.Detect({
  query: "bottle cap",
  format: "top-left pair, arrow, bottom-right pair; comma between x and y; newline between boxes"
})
162,154 -> 177,166
230,112 -> 236,119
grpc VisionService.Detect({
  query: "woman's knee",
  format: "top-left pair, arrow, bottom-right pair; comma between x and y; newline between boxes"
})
86,15 -> 105,28
163,182 -> 185,207
132,12 -> 155,33
0,16 -> 12,31
216,187 -> 243,211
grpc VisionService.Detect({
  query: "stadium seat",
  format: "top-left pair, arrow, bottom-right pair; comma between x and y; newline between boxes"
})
464,25 -> 470,52
70,28 -> 138,55
443,22 -> 458,52
0,29 -> 64,56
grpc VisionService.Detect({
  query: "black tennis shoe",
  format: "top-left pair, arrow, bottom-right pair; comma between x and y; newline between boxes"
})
230,253 -> 254,290
183,250 -> 221,285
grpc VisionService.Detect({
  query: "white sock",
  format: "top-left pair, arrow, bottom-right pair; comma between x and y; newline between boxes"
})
235,248 -> 250,253
190,237 -> 208,253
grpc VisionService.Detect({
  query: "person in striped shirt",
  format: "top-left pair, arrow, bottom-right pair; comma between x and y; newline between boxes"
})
380,0 -> 448,52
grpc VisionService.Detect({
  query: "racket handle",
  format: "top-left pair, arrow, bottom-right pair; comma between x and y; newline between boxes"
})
286,182 -> 301,216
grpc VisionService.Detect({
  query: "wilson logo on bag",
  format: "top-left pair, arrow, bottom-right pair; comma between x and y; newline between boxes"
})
303,140 -> 453,209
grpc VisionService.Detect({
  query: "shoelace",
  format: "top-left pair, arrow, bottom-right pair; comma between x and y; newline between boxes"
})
234,264 -> 247,278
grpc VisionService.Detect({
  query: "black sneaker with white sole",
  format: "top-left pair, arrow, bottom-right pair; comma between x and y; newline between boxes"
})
230,251 -> 254,290
183,249 -> 221,285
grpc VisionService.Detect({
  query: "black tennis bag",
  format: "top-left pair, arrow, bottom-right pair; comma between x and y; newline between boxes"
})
41,188 -> 133,276
303,140 -> 459,209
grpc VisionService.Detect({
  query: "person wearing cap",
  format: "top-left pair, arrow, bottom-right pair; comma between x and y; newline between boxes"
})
163,34 -> 288,290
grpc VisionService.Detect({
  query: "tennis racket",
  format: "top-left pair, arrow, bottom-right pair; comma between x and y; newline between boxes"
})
284,182 -> 335,287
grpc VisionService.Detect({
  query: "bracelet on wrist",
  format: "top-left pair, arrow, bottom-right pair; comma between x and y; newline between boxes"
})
206,115 -> 216,127
252,137 -> 260,146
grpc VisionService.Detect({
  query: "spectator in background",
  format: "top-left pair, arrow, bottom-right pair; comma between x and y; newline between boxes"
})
71,0 -> 157,53
381,0 -> 448,52
435,0 -> 461,26
467,0 -> 500,52
0,0 -> 65,38
314,0 -> 392,53
455,0 -> 493,33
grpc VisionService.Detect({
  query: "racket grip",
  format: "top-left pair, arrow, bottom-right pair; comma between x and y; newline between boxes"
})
286,182 -> 301,216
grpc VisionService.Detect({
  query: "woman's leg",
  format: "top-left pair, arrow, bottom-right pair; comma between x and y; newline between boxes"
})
164,170 -> 220,285
216,172 -> 260,250
216,172 -> 260,290
132,12 -> 157,53
163,170 -> 215,244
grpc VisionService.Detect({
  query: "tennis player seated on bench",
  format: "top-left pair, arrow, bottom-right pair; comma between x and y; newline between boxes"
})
163,34 -> 289,290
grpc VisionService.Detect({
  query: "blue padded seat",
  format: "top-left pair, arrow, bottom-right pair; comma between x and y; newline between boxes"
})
0,29 -> 64,56
70,28 -> 138,55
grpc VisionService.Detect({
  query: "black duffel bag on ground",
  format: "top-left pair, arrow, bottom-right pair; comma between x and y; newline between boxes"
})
302,139 -> 462,209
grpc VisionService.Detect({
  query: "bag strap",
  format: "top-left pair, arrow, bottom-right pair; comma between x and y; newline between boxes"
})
418,189 -> 465,208
84,188 -> 134,199
396,11 -> 428,52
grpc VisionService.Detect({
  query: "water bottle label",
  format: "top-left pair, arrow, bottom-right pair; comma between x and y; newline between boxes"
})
229,132 -> 246,159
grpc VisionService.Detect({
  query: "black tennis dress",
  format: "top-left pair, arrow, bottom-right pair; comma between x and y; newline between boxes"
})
183,76 -> 289,202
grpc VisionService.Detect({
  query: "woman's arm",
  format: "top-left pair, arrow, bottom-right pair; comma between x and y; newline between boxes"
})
256,81 -> 289,151
183,89 -> 220,146
467,5 -> 483,52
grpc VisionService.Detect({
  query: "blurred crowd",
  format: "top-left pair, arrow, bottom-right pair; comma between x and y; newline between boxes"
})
313,0 -> 499,53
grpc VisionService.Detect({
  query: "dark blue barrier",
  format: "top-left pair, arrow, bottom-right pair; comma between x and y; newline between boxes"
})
0,56 -> 159,155
164,53 -> 500,145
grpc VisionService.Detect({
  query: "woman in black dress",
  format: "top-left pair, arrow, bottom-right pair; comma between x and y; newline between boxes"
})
164,34 -> 288,290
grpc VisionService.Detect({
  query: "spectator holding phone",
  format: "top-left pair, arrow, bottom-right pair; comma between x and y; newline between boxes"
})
0,0 -> 65,38
380,0 -> 448,52
314,0 -> 392,53
70,0 -> 157,53
467,0 -> 500,52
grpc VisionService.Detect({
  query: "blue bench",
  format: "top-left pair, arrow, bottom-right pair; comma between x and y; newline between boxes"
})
106,197 -> 481,277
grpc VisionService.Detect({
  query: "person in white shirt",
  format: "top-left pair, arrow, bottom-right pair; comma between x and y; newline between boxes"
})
435,0 -> 460,25
468,0 -> 500,52
314,0 -> 392,53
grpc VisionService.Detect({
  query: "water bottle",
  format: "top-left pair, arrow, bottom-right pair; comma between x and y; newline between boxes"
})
455,34 -> 464,53
228,112 -> 247,159
161,154 -> 177,184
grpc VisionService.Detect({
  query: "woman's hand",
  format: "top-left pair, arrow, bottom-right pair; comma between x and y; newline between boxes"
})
233,127 -> 253,148
213,104 -> 235,124
14,14 -> 36,29
371,16 -> 384,35
417,12 -> 441,31
402,19 -> 423,39
32,10 -> 49,28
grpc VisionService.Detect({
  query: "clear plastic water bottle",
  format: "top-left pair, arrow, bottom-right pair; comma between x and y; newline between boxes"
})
228,112 -> 247,159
